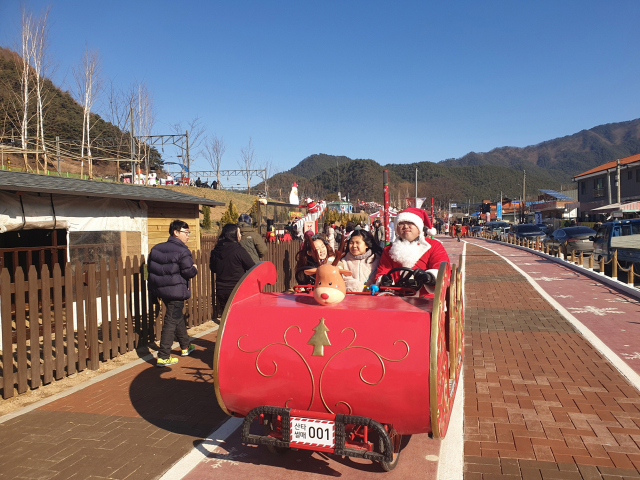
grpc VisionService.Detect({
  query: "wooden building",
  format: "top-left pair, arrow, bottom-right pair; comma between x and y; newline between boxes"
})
0,170 -> 224,275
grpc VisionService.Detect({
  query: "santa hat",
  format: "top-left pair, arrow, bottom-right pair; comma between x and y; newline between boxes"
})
396,207 -> 437,237
292,182 -> 298,187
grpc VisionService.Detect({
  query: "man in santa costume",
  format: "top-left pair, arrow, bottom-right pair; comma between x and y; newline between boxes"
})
374,207 -> 449,296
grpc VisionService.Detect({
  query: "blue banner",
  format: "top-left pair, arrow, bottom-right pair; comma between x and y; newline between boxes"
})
496,202 -> 502,220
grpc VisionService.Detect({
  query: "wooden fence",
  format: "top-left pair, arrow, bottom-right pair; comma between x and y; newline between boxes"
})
0,238 -> 303,399
0,251 -> 212,399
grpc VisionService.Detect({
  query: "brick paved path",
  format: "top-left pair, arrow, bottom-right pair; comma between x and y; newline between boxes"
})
0,333 -> 230,480
463,242 -> 640,479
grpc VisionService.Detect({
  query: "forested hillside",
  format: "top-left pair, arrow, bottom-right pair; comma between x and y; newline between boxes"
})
263,118 -> 640,206
0,47 -> 162,173
439,118 -> 640,176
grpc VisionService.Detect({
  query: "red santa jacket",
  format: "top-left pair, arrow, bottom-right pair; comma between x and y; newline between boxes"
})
375,238 -> 449,296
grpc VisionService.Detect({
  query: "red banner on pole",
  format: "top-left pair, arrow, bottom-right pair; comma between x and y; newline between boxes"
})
383,170 -> 390,244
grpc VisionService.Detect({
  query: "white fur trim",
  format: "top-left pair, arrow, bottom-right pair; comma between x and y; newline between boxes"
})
389,235 -> 432,268
427,227 -> 437,236
396,211 -> 423,232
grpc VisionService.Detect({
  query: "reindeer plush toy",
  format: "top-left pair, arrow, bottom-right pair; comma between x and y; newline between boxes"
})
304,236 -> 351,306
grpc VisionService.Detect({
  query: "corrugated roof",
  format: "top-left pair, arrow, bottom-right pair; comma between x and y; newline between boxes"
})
573,153 -> 640,179
0,170 -> 225,207
539,189 -> 576,201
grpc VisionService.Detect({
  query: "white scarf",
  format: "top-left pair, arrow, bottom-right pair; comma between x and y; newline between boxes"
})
389,235 -> 431,268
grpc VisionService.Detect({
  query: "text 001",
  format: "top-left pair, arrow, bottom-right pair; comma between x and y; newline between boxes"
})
290,417 -> 335,448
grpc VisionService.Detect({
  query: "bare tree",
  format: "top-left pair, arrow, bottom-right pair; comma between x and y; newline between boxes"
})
134,81 -> 155,183
18,8 -> 34,171
72,45 -> 102,179
30,6 -> 52,173
104,80 -> 135,178
203,134 -> 226,188
238,137 -> 256,193
260,156 -> 276,198
170,117 -> 206,176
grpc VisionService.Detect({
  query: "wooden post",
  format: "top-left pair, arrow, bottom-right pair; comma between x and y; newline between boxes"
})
628,263 -> 634,286
52,264 -> 65,380
99,259 -> 110,361
600,256 -> 604,274
132,256 -> 141,347
125,257 -> 134,351
612,250 -> 618,278
117,259 -> 127,355
579,251 -> 584,266
140,256 -> 149,346
588,254 -> 593,270
1,268 -> 14,398
41,264 -> 53,385
64,263 -> 76,375
28,265 -> 41,389
15,268 -> 28,394
86,263 -> 99,370
75,261 -> 87,371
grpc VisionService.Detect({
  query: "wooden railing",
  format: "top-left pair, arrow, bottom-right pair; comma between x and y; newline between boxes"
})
0,251 -> 212,399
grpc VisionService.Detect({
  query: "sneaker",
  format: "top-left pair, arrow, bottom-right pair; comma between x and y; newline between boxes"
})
156,357 -> 179,367
181,344 -> 196,356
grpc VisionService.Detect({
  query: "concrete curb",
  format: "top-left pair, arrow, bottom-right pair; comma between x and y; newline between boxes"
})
0,324 -> 219,425
476,237 -> 640,301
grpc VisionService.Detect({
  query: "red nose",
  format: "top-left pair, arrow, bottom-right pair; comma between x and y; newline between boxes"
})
321,293 -> 329,299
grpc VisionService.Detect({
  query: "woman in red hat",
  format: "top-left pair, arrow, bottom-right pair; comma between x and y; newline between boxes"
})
374,207 -> 448,296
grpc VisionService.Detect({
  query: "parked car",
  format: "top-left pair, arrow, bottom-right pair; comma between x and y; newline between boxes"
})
591,219 -> 640,266
469,226 -> 482,236
507,224 -> 547,241
544,226 -> 596,254
484,221 -> 511,234
535,223 -> 552,235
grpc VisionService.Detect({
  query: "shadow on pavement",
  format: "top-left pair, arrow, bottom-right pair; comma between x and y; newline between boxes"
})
128,337 -> 230,438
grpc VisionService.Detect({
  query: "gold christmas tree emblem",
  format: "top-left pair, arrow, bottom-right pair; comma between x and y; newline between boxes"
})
308,318 -> 331,356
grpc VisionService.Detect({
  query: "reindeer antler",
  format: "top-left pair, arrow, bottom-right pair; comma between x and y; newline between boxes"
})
332,234 -> 346,266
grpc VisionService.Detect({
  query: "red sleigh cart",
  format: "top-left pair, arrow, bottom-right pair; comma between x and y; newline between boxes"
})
213,257 -> 464,471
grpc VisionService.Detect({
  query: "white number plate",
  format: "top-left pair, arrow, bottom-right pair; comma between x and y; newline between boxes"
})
290,417 -> 335,448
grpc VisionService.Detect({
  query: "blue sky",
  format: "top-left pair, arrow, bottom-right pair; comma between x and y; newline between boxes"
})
2,0 -> 640,174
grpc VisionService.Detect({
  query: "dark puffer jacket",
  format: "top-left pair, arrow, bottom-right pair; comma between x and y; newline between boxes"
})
148,236 -> 198,300
210,240 -> 255,294
238,222 -> 268,264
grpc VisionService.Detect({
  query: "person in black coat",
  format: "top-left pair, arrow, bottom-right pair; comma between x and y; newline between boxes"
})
210,223 -> 256,315
148,219 -> 198,367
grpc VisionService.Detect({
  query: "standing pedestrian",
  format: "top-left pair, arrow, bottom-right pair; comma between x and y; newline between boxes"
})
237,213 -> 268,263
210,223 -> 255,315
147,220 -> 198,367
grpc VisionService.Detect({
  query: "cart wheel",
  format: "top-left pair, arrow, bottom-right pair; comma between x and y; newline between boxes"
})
379,428 -> 402,472
429,262 -> 452,439
264,419 -> 288,455
448,264 -> 458,380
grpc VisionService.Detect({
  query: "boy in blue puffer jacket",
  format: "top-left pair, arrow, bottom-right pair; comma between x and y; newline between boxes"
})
148,219 -> 198,366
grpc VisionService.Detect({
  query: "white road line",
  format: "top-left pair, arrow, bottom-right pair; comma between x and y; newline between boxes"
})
437,241 -> 466,480
159,416 -> 244,480
472,242 -> 640,392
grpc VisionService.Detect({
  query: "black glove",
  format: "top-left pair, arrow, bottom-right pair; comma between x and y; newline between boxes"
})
379,274 -> 394,287
414,269 -> 436,286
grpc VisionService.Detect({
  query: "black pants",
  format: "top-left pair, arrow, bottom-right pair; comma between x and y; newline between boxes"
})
216,289 -> 232,316
158,299 -> 190,359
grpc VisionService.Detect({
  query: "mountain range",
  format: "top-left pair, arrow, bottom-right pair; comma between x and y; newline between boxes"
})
264,118 -> 640,206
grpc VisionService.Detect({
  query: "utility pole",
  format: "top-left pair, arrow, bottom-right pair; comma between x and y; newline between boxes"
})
522,170 -> 526,223
130,108 -> 135,183
616,159 -> 621,204
185,130 -> 190,185
56,136 -> 60,173
415,168 -> 418,207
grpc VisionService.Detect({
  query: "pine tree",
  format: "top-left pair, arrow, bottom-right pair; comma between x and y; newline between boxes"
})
219,200 -> 239,230
201,205 -> 212,229
307,318 -> 331,356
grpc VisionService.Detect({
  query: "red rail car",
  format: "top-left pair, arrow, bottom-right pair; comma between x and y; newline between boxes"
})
213,257 -> 464,471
